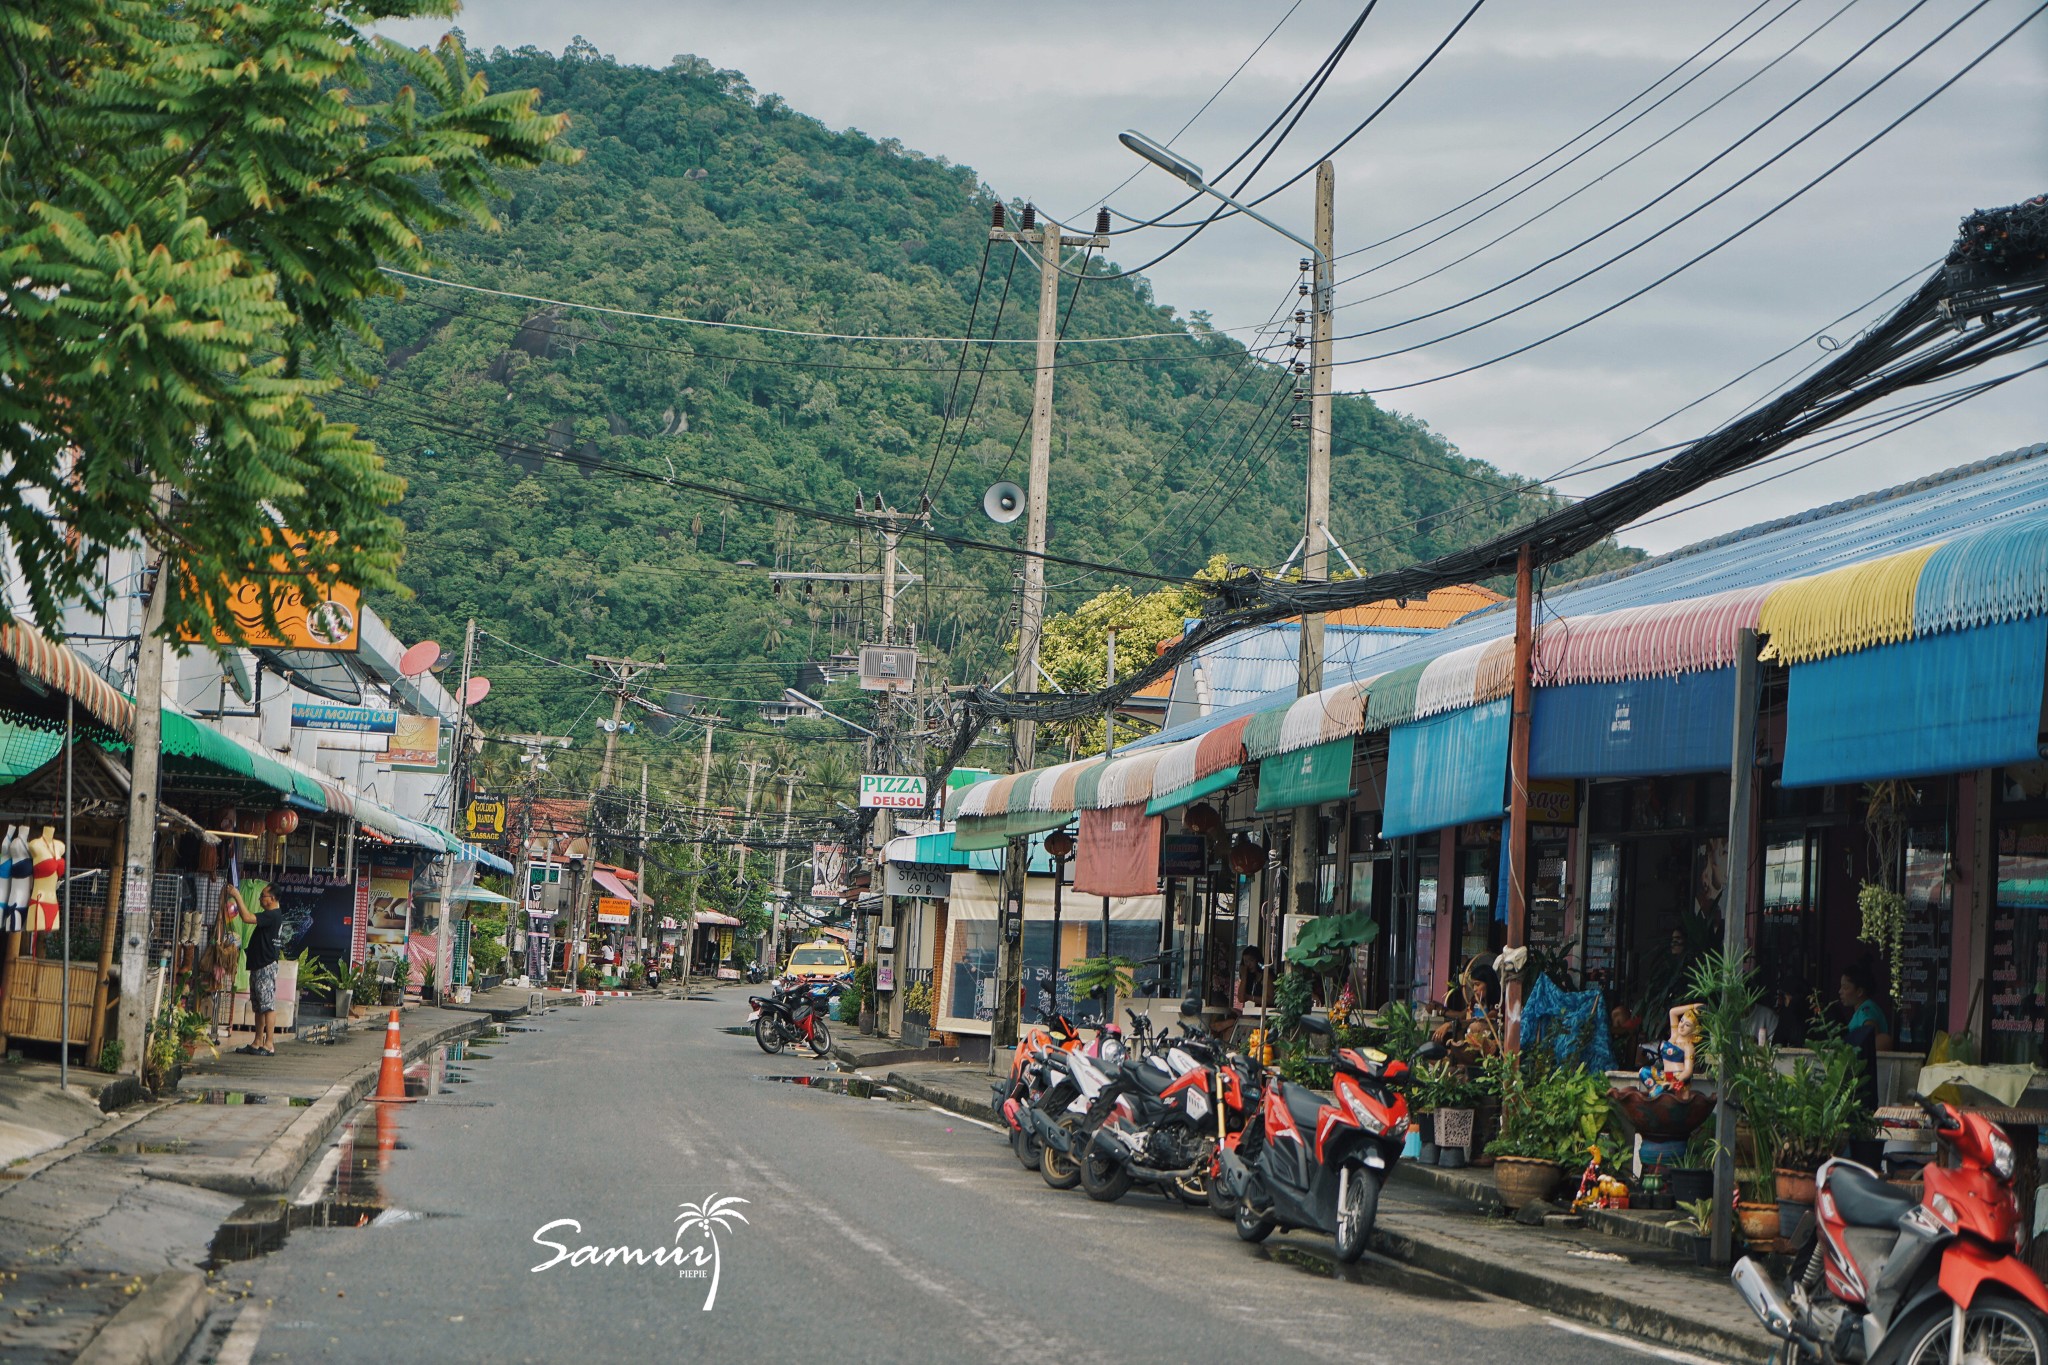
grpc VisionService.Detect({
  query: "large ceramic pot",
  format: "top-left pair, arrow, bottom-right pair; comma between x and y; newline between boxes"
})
1736,1202 -> 1781,1244
1666,1166 -> 1714,1203
1773,1167 -> 1818,1205
1494,1156 -> 1563,1211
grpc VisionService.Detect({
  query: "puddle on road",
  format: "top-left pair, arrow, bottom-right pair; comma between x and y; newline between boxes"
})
176,1090 -> 315,1107
719,1026 -> 756,1036
90,1138 -> 191,1155
1258,1244 -> 1481,1300
756,1075 -> 913,1102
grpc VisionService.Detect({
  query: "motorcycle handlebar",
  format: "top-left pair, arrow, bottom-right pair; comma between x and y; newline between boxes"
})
1907,1092 -> 1961,1133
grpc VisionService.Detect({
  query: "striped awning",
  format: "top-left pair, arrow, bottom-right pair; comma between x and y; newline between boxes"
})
1534,584 -> 1775,685
1760,544 -> 1941,666
1025,758 -> 1100,813
955,774 -> 1013,819
1913,515 -> 2048,637
1092,749 -> 1167,810
1241,679 -> 1372,760
1363,661 -> 1428,731
1414,638 -> 1515,719
0,623 -> 133,736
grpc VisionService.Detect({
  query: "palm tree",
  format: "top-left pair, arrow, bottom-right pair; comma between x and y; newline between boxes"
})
673,1194 -> 749,1309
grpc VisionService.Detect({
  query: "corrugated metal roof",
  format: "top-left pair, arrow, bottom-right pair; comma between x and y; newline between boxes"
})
1130,441 -> 2048,751
1319,582 -> 1504,628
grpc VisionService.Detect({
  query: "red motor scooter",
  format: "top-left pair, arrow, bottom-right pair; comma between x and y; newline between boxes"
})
1732,1093 -> 2048,1363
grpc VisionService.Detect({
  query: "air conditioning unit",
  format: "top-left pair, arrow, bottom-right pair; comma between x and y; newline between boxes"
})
858,644 -> 917,693
1281,913 -> 1313,955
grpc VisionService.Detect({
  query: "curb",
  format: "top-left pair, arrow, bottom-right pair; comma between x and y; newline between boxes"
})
75,1270 -> 207,1365
882,1070 -> 999,1125
831,1042 -> 963,1069
1369,1219 -> 1767,1362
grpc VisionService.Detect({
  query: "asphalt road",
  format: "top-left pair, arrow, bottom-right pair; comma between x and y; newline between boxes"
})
184,994 -> 1684,1364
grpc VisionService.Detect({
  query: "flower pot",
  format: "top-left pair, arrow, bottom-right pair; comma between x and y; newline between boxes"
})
1773,1167 -> 1817,1205
1417,1141 -> 1440,1165
1777,1199 -> 1811,1239
1413,1112 -> 1436,1147
332,989 -> 353,1021
1666,1166 -> 1714,1203
1493,1156 -> 1563,1210
1433,1106 -> 1475,1153
1692,1236 -> 1716,1267
1736,1202 -> 1780,1244
1438,1146 -> 1468,1170
380,986 -> 401,1007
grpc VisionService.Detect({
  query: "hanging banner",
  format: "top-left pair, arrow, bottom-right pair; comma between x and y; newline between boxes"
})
811,844 -> 846,899
387,714 -> 448,771
365,858 -> 414,953
464,794 -> 508,837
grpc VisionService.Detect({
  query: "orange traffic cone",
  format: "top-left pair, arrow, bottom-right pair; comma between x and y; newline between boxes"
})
372,1008 -> 407,1101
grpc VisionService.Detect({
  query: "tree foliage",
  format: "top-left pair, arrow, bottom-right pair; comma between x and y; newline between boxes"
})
0,0 -> 573,637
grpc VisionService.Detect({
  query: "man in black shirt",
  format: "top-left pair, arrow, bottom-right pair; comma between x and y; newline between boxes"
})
231,881 -> 285,1056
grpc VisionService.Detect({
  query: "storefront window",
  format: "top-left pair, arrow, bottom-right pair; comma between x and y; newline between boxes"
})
1585,844 -> 1619,987
944,919 -> 1000,1024
1413,853 -> 1439,1000
1760,834 -> 1820,1005
1896,826 -> 1952,1053
1458,846 -> 1493,964
1988,818 -> 2047,1066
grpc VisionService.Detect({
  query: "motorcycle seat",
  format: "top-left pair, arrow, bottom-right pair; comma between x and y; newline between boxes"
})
1130,1064 -> 1177,1095
1281,1082 -> 1325,1131
1829,1166 -> 1918,1228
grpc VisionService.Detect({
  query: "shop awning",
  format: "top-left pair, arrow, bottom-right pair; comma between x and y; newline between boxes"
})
420,884 -> 514,905
1415,638 -> 1516,719
1382,698 -> 1510,839
1363,660 -> 1428,732
1532,585 -> 1773,685
1241,680 -> 1371,760
1073,803 -> 1162,898
966,829 -> 1062,874
1253,737 -> 1357,813
1781,613 -> 2048,787
1147,765 -> 1240,816
884,830 -> 976,867
1761,543 -> 1942,665
1092,749 -> 1167,810
1913,514 -> 2048,636
0,622 -> 133,736
1024,758 -> 1102,813
953,807 -> 1073,851
1529,669 -> 1737,779
693,910 -> 742,927
592,868 -> 648,907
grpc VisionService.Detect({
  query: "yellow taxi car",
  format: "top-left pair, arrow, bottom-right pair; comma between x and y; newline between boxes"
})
783,939 -> 854,983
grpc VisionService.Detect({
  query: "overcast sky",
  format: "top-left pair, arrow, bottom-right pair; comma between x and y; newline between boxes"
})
385,1 -> 2045,558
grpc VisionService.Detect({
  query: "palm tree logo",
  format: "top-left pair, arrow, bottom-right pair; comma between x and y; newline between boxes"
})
673,1194 -> 749,1310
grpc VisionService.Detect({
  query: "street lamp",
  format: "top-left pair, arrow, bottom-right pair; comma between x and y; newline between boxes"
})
1118,130 -> 1330,312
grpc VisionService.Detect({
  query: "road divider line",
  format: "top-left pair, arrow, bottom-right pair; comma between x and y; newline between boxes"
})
215,1304 -> 269,1365
1544,1317 -> 1724,1364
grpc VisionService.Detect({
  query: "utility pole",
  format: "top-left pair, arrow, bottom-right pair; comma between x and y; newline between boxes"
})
577,654 -> 665,978
987,204 -> 1107,1052
432,618 -> 477,1004
1288,161 -> 1336,949
634,761 -> 649,971
504,734 -> 569,980
770,771 -> 797,972
116,496 -> 170,1075
1504,545 -> 1535,1050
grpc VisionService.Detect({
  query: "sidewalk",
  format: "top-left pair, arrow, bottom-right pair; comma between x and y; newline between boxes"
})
874,1058 -> 1775,1362
0,984 -> 564,1364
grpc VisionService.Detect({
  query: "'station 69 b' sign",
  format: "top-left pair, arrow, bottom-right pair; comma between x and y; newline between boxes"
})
858,775 -> 927,810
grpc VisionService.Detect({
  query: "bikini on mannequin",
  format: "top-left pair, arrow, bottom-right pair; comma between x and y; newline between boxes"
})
27,826 -> 63,935
1,825 -> 27,934
0,825 -> 18,933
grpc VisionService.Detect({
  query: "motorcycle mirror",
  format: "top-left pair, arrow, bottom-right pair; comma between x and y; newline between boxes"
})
1413,1040 -> 1448,1063
1300,1016 -> 1333,1037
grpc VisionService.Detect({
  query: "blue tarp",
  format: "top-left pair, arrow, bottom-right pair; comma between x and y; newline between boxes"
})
1782,614 -> 2048,787
1519,973 -> 1617,1075
1382,698 -> 1510,839
1529,668 -> 1736,779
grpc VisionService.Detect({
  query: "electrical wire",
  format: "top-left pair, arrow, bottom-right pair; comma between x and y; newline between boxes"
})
915,238 -> 997,501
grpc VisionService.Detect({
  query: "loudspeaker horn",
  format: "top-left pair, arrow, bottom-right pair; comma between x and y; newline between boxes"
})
983,481 -> 1025,524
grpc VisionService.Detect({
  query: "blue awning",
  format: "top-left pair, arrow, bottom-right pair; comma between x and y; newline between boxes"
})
1529,668 -> 1736,779
1782,614 -> 2048,787
1382,698 -> 1510,839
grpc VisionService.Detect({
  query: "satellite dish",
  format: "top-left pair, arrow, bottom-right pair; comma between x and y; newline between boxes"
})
462,676 -> 491,706
983,481 -> 1025,524
224,650 -> 255,704
398,640 -> 441,678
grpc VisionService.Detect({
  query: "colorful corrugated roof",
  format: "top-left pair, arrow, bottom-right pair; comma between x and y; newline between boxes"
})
1318,583 -> 1504,629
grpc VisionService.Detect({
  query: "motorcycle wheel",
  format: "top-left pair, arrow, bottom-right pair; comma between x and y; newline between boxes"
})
1208,1164 -> 1236,1219
1040,1117 -> 1083,1190
1078,1142 -> 1134,1203
1886,1291 -> 2048,1365
1332,1166 -> 1381,1264
1235,1194 -> 1276,1244
806,1020 -> 833,1057
1011,1123 -> 1043,1170
753,1015 -> 786,1055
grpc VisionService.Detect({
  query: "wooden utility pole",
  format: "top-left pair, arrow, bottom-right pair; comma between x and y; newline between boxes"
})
575,654 -> 664,976
1288,162 -> 1336,957
986,206 -> 1105,1051
1503,547 -> 1534,1049
432,617 -> 477,1002
116,498 -> 170,1074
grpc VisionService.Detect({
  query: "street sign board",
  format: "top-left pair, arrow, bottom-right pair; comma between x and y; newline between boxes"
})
595,896 -> 632,925
883,863 -> 950,899
465,794 -> 508,837
858,774 -> 927,809
291,702 -> 397,733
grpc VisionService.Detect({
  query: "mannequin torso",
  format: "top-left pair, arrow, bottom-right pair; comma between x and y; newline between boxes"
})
27,826 -> 63,933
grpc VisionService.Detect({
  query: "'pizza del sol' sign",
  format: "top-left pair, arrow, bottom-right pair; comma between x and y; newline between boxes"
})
858,775 -> 928,810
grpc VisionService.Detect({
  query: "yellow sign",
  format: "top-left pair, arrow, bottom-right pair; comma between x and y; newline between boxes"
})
464,795 -> 507,837
1529,779 -> 1579,826
181,531 -> 361,652
595,896 -> 632,925
386,714 -> 442,769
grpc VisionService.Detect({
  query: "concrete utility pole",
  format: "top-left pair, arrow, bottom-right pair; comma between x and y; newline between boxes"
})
770,771 -> 797,973
1711,630 -> 1762,1265
116,500 -> 170,1075
577,654 -> 664,976
504,734 -> 569,979
987,205 -> 1107,1051
1288,161 -> 1336,947
634,761 -> 649,965
432,617 -> 477,1003
1503,546 -> 1534,1049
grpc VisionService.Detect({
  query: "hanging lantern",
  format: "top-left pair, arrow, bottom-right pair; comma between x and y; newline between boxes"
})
1042,828 -> 1075,861
216,807 -> 239,833
1182,803 -> 1223,837
1227,832 -> 1267,877
266,809 -> 300,836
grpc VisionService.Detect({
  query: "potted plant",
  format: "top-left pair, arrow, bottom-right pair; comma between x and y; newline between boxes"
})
1677,1198 -> 1717,1265
1736,1169 -> 1780,1244
852,961 -> 877,1034
1483,1052 -> 1607,1210
1757,1020 -> 1873,1236
390,957 -> 411,1005
1407,1056 -> 1452,1162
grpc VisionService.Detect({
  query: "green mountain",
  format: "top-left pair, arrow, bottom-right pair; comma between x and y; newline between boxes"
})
334,40 -> 1639,786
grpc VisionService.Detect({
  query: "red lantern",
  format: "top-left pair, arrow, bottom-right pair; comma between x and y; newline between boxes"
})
1182,803 -> 1223,837
1227,832 -> 1267,877
1042,828 -> 1075,861
266,809 -> 299,836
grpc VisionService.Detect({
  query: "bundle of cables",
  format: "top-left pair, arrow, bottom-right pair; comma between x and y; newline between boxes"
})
937,195 -> 2048,782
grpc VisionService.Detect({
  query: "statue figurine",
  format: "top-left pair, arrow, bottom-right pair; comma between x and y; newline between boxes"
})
1638,1002 -> 1702,1099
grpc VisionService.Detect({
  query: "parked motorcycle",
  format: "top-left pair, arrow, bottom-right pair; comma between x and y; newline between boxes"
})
992,1016 -> 1086,1169
1022,1027 -> 1127,1190
1221,1021 -> 1443,1262
1076,1003 -> 1238,1205
748,976 -> 834,1057
1732,1091 -> 2048,1364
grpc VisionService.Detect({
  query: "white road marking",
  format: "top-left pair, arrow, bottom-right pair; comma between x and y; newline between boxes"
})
291,1146 -> 343,1205
1544,1317 -> 1723,1364
916,1104 -> 1004,1134
215,1304 -> 268,1365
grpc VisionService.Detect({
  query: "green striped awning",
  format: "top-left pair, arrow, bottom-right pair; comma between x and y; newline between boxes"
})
954,808 -> 1071,851
1364,661 -> 1428,732
1254,738 -> 1356,813
1146,764 -> 1241,816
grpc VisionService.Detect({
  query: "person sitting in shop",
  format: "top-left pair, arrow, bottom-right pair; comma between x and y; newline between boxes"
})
1839,960 -> 1894,1110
